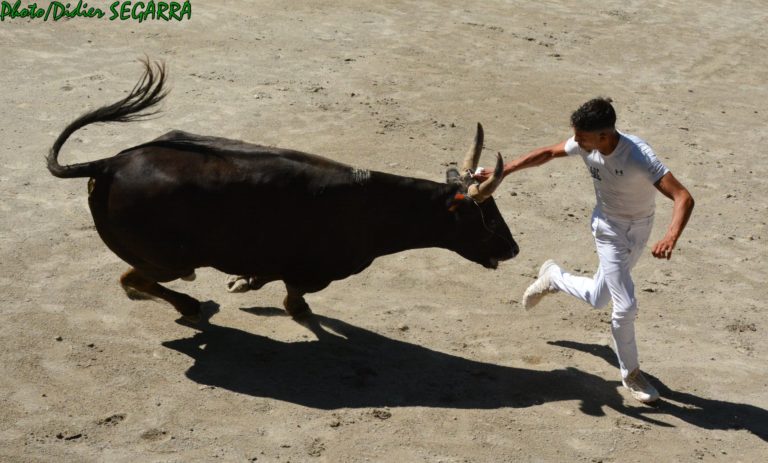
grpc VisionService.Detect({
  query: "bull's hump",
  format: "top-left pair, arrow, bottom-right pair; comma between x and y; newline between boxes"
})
152,130 -> 271,154
150,131 -> 351,169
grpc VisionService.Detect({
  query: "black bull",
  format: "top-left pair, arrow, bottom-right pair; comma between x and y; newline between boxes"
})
47,61 -> 518,322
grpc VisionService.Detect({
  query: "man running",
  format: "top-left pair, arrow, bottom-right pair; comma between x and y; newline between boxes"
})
475,98 -> 694,403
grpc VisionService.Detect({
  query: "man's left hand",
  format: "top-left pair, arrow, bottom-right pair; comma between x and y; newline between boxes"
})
652,235 -> 677,260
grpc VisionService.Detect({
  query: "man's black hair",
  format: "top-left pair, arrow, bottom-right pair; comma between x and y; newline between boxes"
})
570,97 -> 616,132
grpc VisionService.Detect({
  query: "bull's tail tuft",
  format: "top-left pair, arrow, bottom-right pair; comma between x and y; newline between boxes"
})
47,58 -> 169,178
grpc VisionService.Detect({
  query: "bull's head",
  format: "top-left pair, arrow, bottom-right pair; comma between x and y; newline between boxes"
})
445,123 -> 519,268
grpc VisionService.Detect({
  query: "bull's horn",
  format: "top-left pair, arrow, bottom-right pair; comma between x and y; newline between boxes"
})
467,152 -> 504,202
461,123 -> 484,175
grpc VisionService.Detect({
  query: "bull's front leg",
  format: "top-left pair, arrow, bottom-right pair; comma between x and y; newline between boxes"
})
283,284 -> 314,320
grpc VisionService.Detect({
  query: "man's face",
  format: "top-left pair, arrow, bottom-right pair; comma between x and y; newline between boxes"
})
573,129 -> 603,151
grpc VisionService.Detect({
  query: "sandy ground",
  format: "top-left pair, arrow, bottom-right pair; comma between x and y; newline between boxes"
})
1,1 -> 767,461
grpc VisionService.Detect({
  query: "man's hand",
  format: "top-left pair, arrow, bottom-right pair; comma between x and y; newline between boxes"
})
472,167 -> 491,182
651,235 -> 676,260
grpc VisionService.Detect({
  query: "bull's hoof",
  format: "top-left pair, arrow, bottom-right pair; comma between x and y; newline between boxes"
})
290,308 -> 314,322
176,301 -> 219,327
283,295 -> 312,320
123,286 -> 153,301
180,271 -> 196,282
175,295 -> 202,323
227,275 -> 273,293
226,275 -> 251,293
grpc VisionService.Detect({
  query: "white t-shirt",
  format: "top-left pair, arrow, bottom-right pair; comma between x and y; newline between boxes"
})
564,132 -> 669,220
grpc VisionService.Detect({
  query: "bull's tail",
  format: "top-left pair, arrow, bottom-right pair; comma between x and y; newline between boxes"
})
46,58 -> 169,179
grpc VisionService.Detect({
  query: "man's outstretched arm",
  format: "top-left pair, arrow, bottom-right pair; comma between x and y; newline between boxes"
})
652,172 -> 695,259
474,140 -> 568,181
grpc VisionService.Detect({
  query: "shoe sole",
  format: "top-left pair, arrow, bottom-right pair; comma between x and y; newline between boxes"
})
626,389 -> 660,404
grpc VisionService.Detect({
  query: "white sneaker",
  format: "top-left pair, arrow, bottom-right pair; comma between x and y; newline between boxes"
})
521,259 -> 559,309
622,368 -> 660,403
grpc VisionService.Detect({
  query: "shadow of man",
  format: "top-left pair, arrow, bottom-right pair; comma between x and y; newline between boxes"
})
163,309 -> 671,426
548,340 -> 768,441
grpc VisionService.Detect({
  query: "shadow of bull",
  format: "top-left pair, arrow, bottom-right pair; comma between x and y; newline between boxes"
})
162,309 -> 766,440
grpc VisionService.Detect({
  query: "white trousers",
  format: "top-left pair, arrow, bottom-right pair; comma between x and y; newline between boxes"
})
549,209 -> 655,378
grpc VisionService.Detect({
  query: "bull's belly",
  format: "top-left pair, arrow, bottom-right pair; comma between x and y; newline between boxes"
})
94,216 -> 375,287
207,253 -> 376,288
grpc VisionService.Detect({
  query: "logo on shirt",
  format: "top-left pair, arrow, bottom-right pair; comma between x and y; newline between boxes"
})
589,166 -> 602,181
615,169 -> 624,176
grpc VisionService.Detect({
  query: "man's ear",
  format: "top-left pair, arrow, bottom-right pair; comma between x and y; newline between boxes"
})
447,192 -> 467,212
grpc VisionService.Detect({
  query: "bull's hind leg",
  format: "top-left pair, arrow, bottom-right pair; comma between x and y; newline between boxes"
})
120,268 -> 202,323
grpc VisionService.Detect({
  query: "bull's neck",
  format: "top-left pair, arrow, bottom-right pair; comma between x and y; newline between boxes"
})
363,171 -> 457,256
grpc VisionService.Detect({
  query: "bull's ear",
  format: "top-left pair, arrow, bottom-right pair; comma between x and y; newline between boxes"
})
446,165 -> 462,184
447,192 -> 467,212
